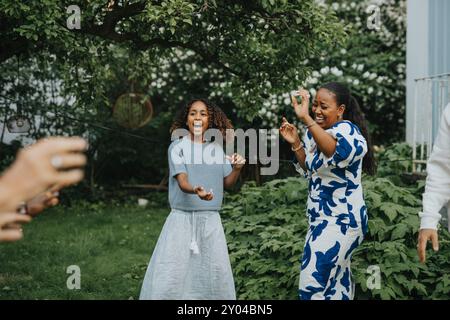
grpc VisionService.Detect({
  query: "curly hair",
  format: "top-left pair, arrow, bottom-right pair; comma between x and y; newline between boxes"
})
170,99 -> 233,140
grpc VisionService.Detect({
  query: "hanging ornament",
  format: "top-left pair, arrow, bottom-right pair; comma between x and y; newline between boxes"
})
113,81 -> 153,129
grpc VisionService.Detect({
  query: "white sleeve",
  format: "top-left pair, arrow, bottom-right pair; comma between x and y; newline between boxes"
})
419,103 -> 450,230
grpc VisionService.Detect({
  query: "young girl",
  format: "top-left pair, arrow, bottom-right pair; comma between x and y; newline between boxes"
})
280,82 -> 376,300
139,99 -> 245,300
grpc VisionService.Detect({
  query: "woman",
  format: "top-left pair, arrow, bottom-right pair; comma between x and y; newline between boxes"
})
280,82 -> 376,300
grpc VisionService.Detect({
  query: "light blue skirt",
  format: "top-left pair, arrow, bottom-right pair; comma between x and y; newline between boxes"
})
139,209 -> 236,300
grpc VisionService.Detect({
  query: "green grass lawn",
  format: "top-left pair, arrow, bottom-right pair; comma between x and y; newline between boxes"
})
0,200 -> 169,300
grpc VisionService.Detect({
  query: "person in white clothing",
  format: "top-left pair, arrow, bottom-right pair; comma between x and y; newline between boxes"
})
418,103 -> 450,263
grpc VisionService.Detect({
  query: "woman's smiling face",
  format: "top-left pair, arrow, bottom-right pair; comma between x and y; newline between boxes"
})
187,100 -> 209,137
312,88 -> 345,129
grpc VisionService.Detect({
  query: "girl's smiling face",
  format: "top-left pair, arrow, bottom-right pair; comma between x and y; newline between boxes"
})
312,88 -> 345,129
187,101 -> 209,137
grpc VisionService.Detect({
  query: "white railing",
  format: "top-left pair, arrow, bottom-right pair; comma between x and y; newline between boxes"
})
412,73 -> 450,173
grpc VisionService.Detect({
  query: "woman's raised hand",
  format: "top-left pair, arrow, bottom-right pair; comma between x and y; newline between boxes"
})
291,88 -> 311,121
279,117 -> 301,146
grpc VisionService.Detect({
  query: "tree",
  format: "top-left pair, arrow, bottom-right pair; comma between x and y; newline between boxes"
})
1,0 -> 346,186
1,0 -> 346,119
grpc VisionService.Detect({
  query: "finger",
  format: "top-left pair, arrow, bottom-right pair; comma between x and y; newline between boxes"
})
49,197 -> 59,207
0,229 -> 24,242
281,117 -> 288,124
54,154 -> 87,170
431,232 -> 439,251
291,95 -> 298,107
44,197 -> 59,207
55,169 -> 85,186
417,237 -> 427,263
0,213 -> 32,225
37,137 -> 88,154
4,223 -> 23,230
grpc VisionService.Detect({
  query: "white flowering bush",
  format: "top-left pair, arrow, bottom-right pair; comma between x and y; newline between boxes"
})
256,0 -> 406,144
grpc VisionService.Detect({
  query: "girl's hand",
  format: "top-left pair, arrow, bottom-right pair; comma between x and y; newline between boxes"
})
194,186 -> 214,201
291,88 -> 310,121
227,154 -> 246,170
279,117 -> 301,146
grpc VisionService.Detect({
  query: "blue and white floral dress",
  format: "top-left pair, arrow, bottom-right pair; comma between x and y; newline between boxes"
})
293,120 -> 368,300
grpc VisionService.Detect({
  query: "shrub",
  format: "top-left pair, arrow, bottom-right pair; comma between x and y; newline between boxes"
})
222,175 -> 450,300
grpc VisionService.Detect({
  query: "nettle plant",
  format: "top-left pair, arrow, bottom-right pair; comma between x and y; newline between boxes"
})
222,174 -> 450,300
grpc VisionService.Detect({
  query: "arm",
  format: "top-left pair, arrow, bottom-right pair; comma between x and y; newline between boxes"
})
224,154 -> 245,189
175,173 -> 213,200
302,114 -> 337,158
291,91 -> 337,158
291,141 -> 307,171
175,173 -> 197,194
420,105 -> 450,229
279,117 -> 306,171
224,168 -> 241,189
417,104 -> 450,263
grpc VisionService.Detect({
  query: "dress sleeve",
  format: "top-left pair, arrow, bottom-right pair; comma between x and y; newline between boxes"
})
419,103 -> 450,230
323,122 -> 367,169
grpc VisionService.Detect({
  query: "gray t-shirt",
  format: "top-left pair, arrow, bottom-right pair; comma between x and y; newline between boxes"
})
168,136 -> 232,211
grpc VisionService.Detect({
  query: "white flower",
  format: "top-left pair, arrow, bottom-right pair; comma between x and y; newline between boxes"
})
332,3 -> 339,11
357,64 -> 364,71
363,71 -> 370,78
368,87 -> 374,94
340,48 -> 347,54
312,71 -> 320,77
341,61 -> 347,67
376,77 -> 384,83
353,79 -> 360,86
320,66 -> 330,74
351,63 -> 357,69
369,73 -> 377,80
284,97 -> 291,105
259,107 -> 267,115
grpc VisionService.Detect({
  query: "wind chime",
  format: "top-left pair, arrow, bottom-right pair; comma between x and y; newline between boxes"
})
113,80 -> 153,129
